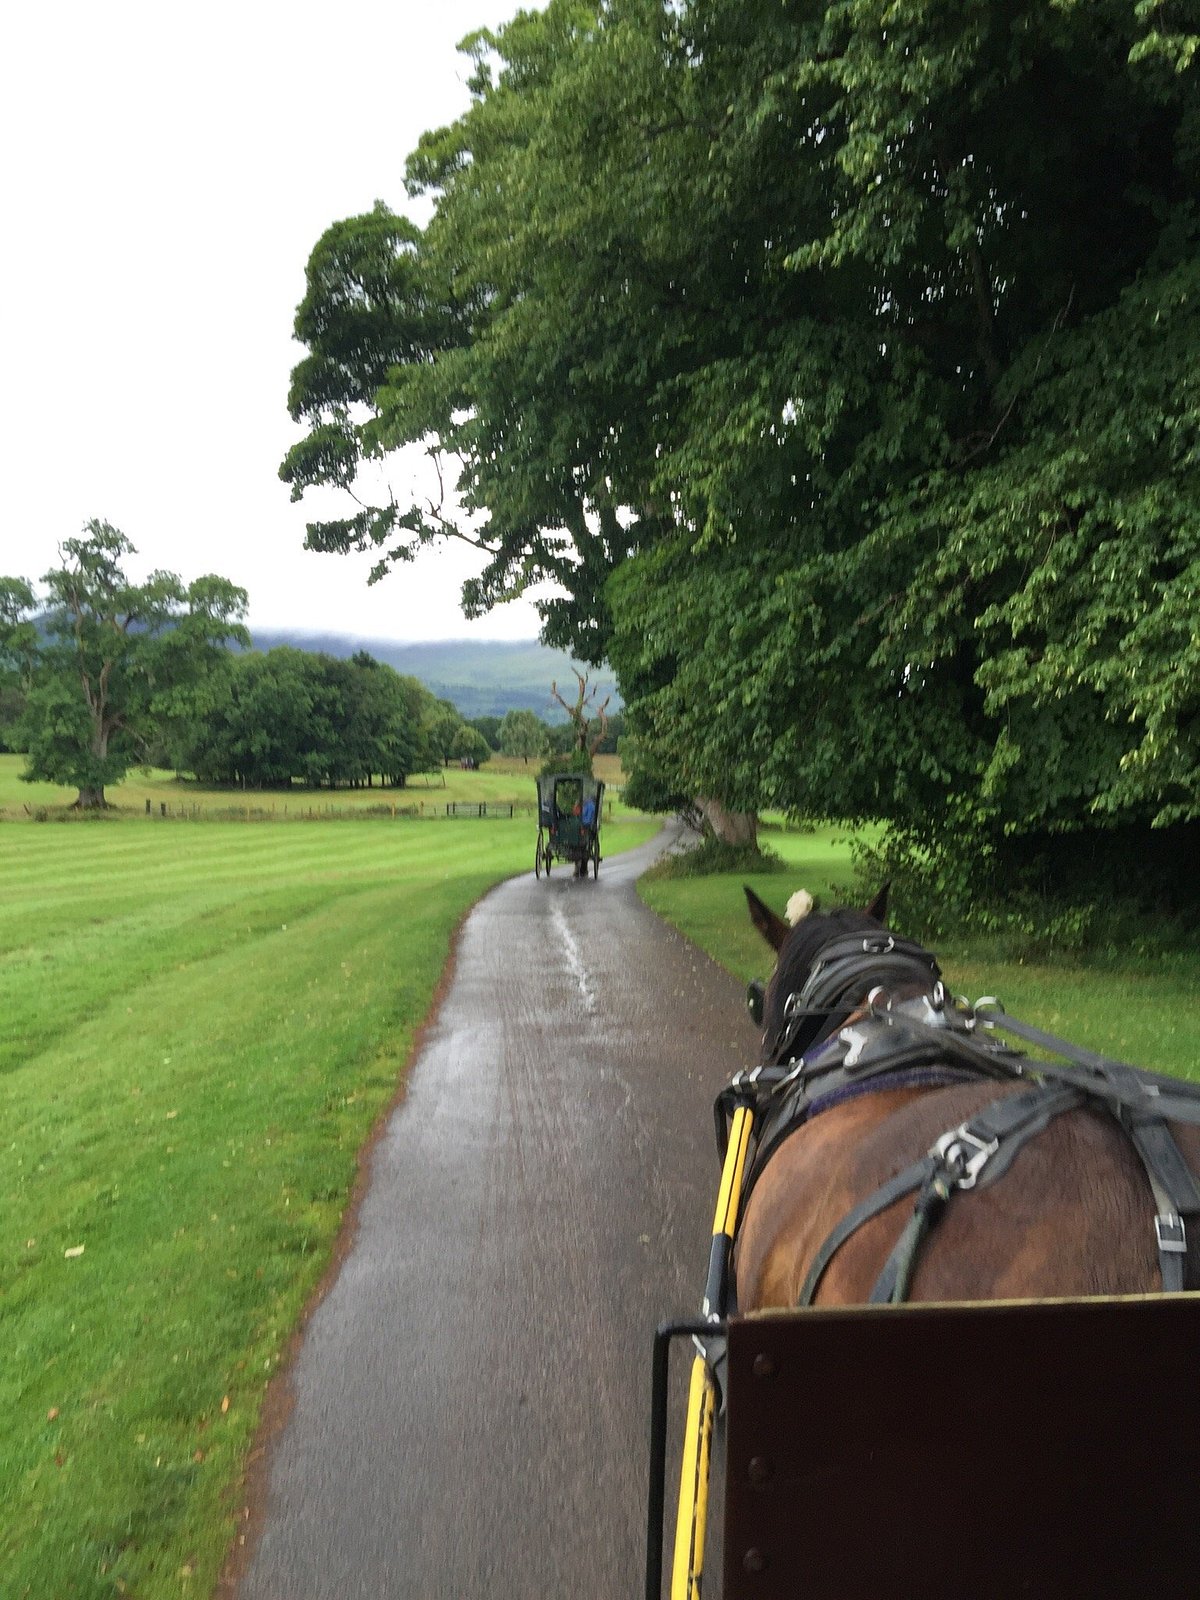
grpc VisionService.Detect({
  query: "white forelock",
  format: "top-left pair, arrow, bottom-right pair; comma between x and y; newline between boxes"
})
785,888 -> 814,926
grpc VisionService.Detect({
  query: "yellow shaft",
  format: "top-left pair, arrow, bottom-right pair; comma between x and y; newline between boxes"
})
671,1356 -> 716,1599
670,1104 -> 754,1599
714,1105 -> 754,1245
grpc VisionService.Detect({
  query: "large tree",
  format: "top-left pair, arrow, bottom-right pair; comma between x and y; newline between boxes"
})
3,522 -> 247,807
604,0 -> 1200,890
283,1 -> 1199,878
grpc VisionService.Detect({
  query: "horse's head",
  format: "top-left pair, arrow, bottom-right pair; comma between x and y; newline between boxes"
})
743,882 -> 938,1065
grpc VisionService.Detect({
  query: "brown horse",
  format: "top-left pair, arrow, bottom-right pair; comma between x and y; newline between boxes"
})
733,885 -> 1200,1311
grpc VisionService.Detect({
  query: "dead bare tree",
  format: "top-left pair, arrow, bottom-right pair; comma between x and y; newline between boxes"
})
550,670 -> 611,757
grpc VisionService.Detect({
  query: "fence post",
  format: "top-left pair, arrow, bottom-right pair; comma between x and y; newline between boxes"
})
146,798 -> 151,814
160,802 -> 166,817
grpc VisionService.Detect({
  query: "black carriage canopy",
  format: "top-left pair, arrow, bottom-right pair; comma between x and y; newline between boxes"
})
536,773 -> 604,832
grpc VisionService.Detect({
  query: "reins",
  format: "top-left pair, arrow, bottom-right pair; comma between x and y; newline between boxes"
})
718,948 -> 1200,1306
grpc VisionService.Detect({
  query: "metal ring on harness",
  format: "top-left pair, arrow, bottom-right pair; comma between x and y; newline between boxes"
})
931,1125 -> 1000,1190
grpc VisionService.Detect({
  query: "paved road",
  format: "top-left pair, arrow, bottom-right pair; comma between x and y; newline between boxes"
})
233,823 -> 750,1599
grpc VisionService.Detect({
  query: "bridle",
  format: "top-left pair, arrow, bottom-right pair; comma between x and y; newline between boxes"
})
755,929 -> 943,1068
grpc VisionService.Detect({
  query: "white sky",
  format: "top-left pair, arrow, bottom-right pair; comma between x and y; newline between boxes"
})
0,0 -> 548,642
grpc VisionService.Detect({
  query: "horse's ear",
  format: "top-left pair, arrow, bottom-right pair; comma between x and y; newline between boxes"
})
744,886 -> 789,952
864,881 -> 891,924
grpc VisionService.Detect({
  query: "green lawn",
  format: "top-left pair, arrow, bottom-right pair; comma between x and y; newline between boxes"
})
639,825 -> 1200,1082
0,812 -> 656,1597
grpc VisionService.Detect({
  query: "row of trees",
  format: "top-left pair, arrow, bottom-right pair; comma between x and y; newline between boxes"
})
283,0 -> 1199,894
2,524 -> 580,805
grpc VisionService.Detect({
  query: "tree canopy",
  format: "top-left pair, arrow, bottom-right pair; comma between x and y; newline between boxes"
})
177,647 -> 441,790
499,707 -> 548,764
0,577 -> 37,752
284,0 -> 1199,880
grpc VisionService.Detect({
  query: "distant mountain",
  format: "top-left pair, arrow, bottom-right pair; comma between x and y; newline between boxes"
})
247,631 -> 621,722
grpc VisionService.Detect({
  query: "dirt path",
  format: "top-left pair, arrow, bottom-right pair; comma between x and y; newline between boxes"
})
232,823 -> 748,1598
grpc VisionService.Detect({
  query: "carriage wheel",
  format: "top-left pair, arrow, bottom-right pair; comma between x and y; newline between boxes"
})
535,832 -> 544,878
591,844 -> 600,879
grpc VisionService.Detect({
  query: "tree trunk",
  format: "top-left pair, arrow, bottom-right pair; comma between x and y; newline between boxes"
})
697,797 -> 758,848
74,786 -> 107,809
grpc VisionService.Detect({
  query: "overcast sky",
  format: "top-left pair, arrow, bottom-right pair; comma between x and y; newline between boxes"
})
0,0 -> 548,642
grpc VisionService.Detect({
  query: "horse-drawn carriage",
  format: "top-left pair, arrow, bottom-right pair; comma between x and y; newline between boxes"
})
647,886 -> 1200,1598
535,772 -> 604,878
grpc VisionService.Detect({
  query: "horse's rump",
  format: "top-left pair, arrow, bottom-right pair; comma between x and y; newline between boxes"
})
735,1081 -> 1200,1308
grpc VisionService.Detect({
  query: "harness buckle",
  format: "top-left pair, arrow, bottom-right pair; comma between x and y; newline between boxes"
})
1156,1214 -> 1187,1254
966,996 -> 1001,1033
931,1125 -> 999,1190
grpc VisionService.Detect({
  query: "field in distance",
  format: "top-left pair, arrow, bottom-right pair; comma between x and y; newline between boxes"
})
0,808 -> 656,1597
0,752 -> 627,821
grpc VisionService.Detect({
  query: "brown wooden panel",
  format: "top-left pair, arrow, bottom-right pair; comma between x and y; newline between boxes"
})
724,1296 -> 1200,1599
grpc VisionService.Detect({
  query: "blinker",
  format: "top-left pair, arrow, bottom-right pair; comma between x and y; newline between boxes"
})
747,980 -> 765,1027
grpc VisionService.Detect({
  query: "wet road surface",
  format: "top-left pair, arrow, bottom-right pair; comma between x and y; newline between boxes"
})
233,823 -> 750,1599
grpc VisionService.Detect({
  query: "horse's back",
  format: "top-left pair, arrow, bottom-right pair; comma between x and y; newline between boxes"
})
736,1081 -> 1199,1310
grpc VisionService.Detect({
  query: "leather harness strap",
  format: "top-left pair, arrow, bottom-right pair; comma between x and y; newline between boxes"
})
795,1083 -> 1085,1306
866,1084 -> 1086,1304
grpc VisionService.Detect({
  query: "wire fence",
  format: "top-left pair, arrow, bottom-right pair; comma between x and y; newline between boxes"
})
15,796 -> 620,825
133,799 -> 532,822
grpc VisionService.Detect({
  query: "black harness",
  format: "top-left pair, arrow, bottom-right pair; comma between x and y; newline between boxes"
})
756,930 -> 942,1067
717,949 -> 1200,1306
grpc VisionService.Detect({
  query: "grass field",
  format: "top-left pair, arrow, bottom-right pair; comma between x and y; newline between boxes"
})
0,811 -> 656,1598
640,825 -> 1200,1082
0,752 -> 626,821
